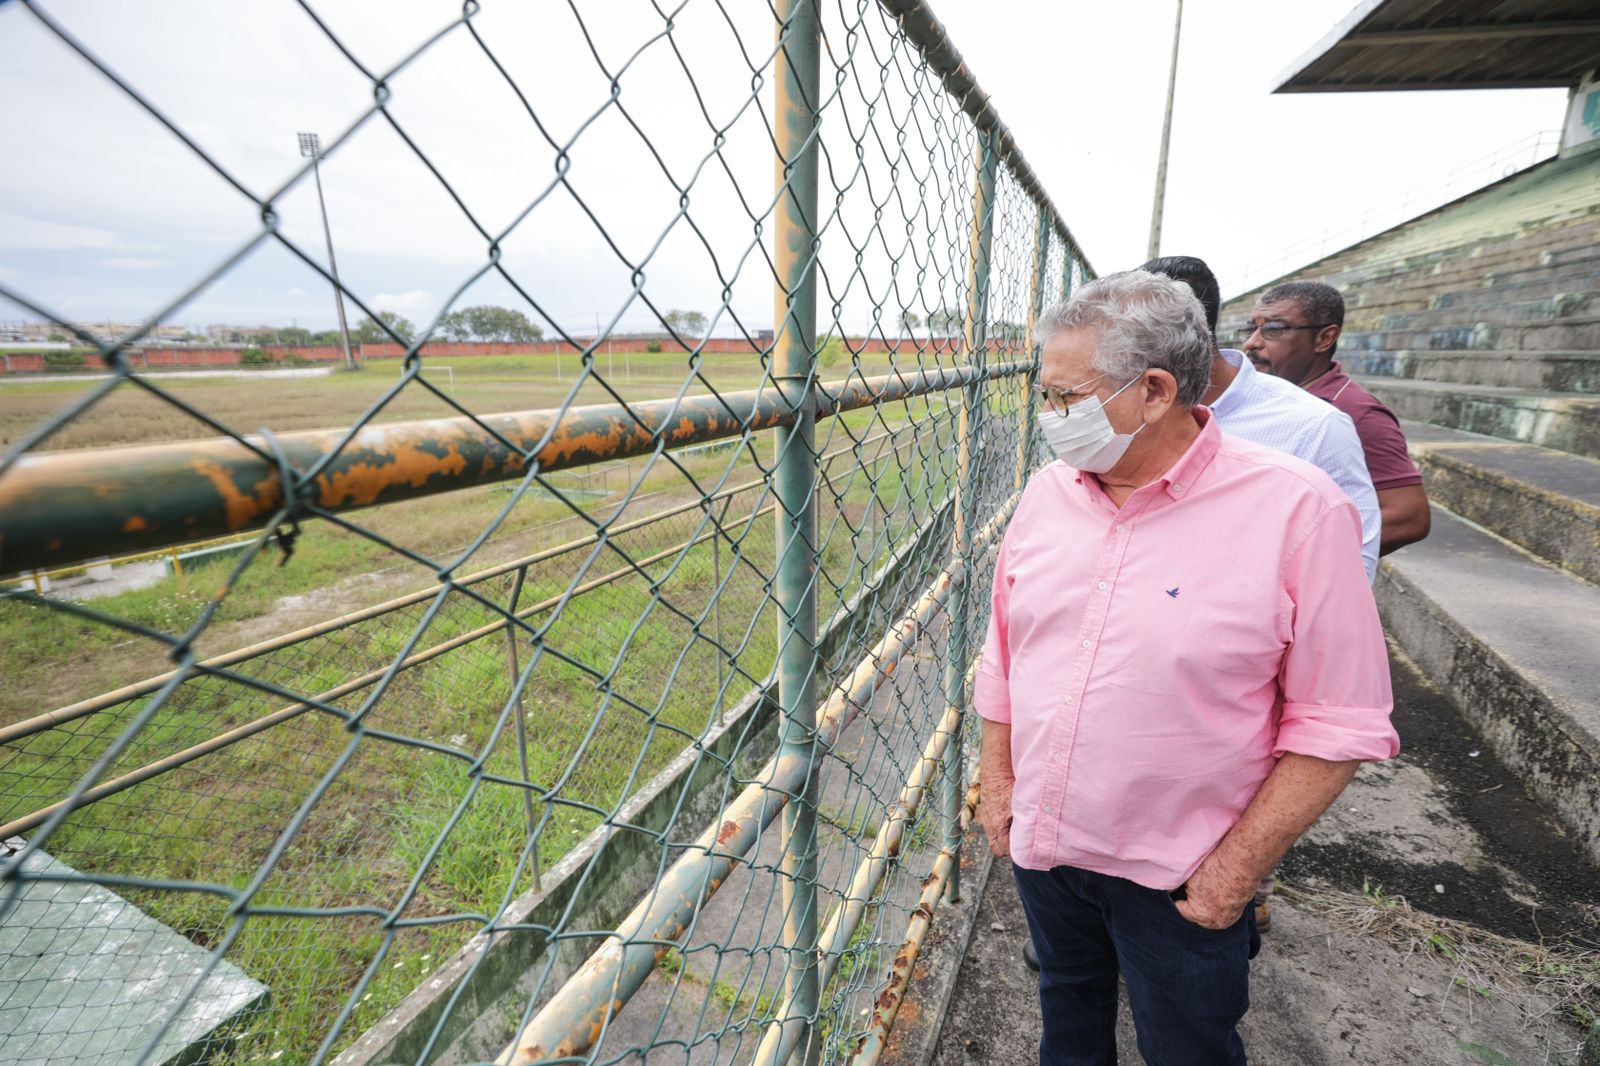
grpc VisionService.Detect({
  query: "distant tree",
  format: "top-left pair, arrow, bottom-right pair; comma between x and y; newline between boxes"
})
898,310 -> 922,332
355,311 -> 417,345
438,310 -> 472,342
926,307 -> 963,334
311,329 -> 343,345
438,305 -> 542,343
277,326 -> 313,346
662,309 -> 708,336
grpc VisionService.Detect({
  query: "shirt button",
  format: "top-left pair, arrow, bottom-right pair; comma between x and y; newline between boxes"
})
1081,639 -> 1092,648
1041,805 -> 1054,815
1097,580 -> 1107,590
1065,696 -> 1075,705
1052,752 -> 1063,763
1116,524 -> 1126,532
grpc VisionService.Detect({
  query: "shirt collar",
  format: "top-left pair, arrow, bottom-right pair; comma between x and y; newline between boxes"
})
1071,407 -> 1223,503
1208,349 -> 1253,418
1303,361 -> 1349,400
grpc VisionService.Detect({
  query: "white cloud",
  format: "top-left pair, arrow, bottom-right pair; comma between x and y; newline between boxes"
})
372,290 -> 433,312
98,257 -> 168,270
0,211 -> 118,251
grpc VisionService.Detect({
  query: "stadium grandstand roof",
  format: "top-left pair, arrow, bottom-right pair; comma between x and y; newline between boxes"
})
1275,0 -> 1600,93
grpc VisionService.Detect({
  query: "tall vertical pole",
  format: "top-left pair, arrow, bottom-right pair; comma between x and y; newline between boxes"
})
772,2 -> 822,1062
1146,0 -> 1184,261
1014,209 -> 1052,490
942,129 -> 998,905
309,151 -> 357,371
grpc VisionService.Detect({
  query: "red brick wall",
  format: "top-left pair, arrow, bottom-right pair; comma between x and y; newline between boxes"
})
1,336 -> 987,373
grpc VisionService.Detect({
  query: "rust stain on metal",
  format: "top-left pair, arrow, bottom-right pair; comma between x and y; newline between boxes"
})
717,819 -> 741,845
121,516 -> 148,532
191,458 -> 282,529
315,438 -> 471,508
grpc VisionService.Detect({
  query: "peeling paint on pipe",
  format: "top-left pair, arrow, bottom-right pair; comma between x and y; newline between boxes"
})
0,364 -> 1022,576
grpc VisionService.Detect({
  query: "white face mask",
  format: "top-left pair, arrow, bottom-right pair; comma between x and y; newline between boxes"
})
1038,373 -> 1147,473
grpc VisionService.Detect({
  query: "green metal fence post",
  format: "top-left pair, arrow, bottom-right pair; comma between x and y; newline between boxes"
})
1015,207 -> 1052,490
773,1 -> 823,1062
941,127 -> 998,905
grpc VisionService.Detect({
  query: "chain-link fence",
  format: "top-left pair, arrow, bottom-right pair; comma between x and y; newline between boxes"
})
0,1 -> 1090,1063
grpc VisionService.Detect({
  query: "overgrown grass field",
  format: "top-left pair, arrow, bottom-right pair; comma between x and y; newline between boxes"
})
0,347 -> 998,1062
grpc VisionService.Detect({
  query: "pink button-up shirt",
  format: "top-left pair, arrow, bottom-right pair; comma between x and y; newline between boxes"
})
974,409 -> 1398,890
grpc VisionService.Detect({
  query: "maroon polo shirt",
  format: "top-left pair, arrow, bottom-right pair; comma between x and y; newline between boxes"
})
1304,362 -> 1423,491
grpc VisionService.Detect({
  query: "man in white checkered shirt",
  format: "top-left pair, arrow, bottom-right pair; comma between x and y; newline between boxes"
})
1142,256 -> 1380,583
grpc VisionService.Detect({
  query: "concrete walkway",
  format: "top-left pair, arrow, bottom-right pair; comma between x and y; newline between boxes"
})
893,644 -> 1600,1066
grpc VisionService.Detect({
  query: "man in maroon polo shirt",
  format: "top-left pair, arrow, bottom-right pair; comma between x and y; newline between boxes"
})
1242,281 -> 1431,554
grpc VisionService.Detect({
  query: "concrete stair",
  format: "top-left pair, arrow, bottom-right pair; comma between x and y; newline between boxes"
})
1345,349 -> 1600,392
1375,422 -> 1600,865
1361,378 -> 1600,460
1218,148 -> 1600,873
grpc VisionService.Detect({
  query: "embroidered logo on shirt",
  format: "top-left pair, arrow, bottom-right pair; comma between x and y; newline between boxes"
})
1166,587 -> 1180,598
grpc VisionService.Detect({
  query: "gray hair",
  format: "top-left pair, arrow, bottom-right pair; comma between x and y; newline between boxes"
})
1038,269 -> 1213,406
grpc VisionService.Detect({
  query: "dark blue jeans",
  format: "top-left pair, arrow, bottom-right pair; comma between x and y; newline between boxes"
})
1012,864 -> 1259,1065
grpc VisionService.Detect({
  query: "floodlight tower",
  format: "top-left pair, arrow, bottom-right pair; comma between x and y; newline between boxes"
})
1146,0 -> 1184,260
298,131 -> 357,370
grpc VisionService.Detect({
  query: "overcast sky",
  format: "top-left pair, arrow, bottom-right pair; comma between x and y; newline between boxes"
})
0,0 -> 1568,339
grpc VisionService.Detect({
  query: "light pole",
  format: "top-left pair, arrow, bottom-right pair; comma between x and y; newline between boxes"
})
1146,0 -> 1184,261
298,132 -> 357,371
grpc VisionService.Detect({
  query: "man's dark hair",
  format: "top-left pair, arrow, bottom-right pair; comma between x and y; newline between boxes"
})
1259,280 -> 1345,330
1140,255 -> 1220,334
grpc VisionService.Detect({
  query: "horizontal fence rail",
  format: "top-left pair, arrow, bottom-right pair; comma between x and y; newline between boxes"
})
0,1 -> 1089,1063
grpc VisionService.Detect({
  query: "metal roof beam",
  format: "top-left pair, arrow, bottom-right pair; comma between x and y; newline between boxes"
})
1341,20 -> 1600,46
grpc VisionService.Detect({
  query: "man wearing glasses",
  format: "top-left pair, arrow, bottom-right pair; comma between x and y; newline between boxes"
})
1142,256 -> 1379,584
1241,281 -> 1431,555
977,270 -> 1397,1065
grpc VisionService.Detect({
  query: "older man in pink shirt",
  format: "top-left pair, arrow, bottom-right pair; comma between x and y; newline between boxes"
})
976,270 -> 1398,1065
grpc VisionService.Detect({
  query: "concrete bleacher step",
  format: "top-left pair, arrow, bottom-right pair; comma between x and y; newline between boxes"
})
1359,377 -> 1600,460
1345,350 -> 1600,392
1351,291 -> 1600,332
1403,421 -> 1600,586
1340,261 -> 1600,321
1375,506 -> 1600,867
1328,221 -> 1600,290
1343,314 -> 1600,354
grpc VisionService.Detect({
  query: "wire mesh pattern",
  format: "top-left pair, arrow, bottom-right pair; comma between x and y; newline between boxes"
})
0,1 -> 1089,1063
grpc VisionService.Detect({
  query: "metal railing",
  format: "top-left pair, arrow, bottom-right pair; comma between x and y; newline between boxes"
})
1226,128 -> 1563,298
0,2 -> 1088,1063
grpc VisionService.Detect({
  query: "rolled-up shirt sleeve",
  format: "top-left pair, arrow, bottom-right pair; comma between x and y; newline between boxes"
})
973,534 -> 1013,724
1274,500 -> 1400,762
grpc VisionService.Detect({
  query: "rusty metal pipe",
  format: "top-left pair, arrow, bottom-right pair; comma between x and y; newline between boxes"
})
0,363 -> 1019,576
494,562 -> 961,1066
0,423 -> 921,748
848,779 -> 982,1066
753,655 -> 980,1066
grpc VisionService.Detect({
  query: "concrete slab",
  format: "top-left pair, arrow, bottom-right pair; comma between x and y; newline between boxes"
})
0,840 -> 268,1065
1361,378 -> 1600,460
1403,422 -> 1600,583
1378,506 -> 1600,863
908,646 -> 1599,1066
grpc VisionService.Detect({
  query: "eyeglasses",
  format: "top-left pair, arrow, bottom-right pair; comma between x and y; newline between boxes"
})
1034,372 -> 1139,415
1235,322 -> 1332,343
1034,372 -> 1108,415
